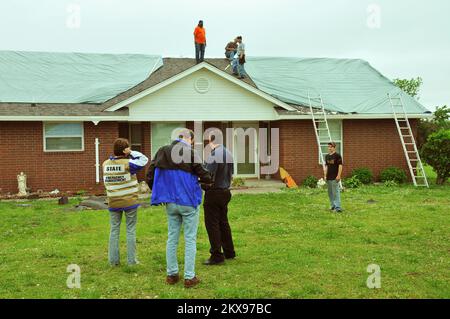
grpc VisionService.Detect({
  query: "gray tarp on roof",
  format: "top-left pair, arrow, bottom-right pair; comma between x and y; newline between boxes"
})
245,57 -> 430,114
0,51 -> 163,104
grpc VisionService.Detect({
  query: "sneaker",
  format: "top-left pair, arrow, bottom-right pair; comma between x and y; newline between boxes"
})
335,208 -> 343,213
184,276 -> 200,288
330,206 -> 336,211
166,274 -> 180,285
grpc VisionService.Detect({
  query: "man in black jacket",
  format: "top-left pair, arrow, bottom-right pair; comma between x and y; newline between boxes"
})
202,130 -> 236,265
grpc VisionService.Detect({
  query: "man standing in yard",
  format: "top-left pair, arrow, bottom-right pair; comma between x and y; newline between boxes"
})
232,36 -> 247,79
103,138 -> 149,266
202,130 -> 236,265
324,142 -> 343,213
147,129 -> 212,288
194,20 -> 206,63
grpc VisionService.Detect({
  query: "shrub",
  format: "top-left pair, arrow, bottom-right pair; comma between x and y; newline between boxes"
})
383,180 -> 398,187
350,168 -> 373,184
380,167 -> 408,184
344,176 -> 362,189
421,129 -> 450,185
231,177 -> 245,188
303,175 -> 318,188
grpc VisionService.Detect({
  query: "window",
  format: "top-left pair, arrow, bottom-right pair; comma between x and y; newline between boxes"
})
129,123 -> 142,152
151,122 -> 185,156
44,122 -> 84,152
318,120 -> 343,163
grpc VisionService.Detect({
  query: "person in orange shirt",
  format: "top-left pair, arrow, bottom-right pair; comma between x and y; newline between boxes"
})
193,20 -> 206,63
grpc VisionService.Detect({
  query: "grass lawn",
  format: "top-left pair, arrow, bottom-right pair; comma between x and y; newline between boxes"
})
0,184 -> 448,299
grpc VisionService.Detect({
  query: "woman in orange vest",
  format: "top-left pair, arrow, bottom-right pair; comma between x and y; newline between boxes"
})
193,20 -> 206,63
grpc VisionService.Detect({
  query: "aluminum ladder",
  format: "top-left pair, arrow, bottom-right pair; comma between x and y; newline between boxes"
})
308,93 -> 333,168
388,93 -> 429,187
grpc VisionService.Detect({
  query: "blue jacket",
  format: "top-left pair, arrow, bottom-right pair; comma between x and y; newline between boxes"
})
148,140 -> 212,208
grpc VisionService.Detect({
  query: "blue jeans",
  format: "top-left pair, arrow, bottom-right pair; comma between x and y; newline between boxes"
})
232,56 -> 246,77
166,203 -> 200,280
327,180 -> 341,210
195,43 -> 205,63
108,208 -> 138,265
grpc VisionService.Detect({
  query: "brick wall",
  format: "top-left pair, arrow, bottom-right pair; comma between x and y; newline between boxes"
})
0,119 -> 419,194
0,121 -> 119,194
275,119 -> 418,184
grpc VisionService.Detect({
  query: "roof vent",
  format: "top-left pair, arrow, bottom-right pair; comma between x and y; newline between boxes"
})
194,77 -> 211,93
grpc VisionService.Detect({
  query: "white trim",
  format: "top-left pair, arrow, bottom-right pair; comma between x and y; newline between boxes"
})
0,112 -> 431,122
232,122 -> 260,179
104,62 -> 297,112
278,113 -> 432,120
95,138 -> 100,184
43,122 -> 85,152
0,116 -> 129,121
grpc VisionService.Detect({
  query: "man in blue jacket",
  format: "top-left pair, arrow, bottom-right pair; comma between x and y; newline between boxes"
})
147,129 -> 212,288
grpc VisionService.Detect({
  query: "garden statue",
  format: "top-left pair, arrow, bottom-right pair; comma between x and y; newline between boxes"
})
17,172 -> 28,196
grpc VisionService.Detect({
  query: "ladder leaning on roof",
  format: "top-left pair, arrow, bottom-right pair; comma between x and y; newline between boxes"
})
308,92 -> 333,169
388,93 -> 429,187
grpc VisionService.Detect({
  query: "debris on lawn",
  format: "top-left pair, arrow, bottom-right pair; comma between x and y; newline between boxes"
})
76,197 -> 109,210
58,196 -> 69,205
15,204 -> 32,207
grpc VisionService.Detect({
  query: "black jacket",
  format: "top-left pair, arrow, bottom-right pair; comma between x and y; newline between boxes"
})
146,140 -> 212,190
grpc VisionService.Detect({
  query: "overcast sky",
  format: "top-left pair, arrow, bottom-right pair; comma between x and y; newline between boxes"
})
0,0 -> 448,110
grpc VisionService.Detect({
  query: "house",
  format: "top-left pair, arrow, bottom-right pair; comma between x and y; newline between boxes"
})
0,51 -> 431,194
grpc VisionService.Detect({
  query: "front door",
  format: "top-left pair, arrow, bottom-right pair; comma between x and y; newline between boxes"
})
232,123 -> 259,178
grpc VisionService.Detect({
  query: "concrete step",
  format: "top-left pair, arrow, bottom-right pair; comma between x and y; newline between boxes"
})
242,178 -> 286,189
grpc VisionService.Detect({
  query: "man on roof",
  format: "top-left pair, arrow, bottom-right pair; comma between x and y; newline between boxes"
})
194,20 -> 206,64
224,37 -> 238,61
232,36 -> 247,79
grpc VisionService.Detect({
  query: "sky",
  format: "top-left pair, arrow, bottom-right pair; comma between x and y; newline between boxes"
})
0,0 -> 448,111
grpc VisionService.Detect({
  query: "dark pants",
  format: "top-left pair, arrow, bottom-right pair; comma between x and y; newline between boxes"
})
195,43 -> 205,63
204,189 -> 235,262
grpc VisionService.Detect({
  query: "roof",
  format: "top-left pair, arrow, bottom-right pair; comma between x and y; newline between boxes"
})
0,51 -> 431,118
0,50 -> 162,104
245,57 -> 430,114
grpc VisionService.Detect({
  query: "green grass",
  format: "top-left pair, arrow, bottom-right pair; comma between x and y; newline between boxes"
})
0,184 -> 449,299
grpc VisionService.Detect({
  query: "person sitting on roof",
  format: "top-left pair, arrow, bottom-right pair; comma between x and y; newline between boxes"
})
232,36 -> 247,79
224,37 -> 238,61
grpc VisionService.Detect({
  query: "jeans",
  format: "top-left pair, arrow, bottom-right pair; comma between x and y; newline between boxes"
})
195,43 -> 205,63
232,56 -> 246,78
108,208 -> 138,265
225,51 -> 235,61
327,180 -> 342,210
204,189 -> 235,262
166,203 -> 200,280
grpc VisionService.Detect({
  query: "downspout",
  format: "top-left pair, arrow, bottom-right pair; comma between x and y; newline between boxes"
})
95,138 -> 100,184
92,121 -> 100,184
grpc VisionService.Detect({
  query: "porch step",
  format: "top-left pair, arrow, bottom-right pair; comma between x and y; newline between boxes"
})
242,178 -> 286,189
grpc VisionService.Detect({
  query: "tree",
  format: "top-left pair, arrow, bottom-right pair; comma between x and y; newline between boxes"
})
417,105 -> 450,149
421,129 -> 450,185
393,77 -> 423,99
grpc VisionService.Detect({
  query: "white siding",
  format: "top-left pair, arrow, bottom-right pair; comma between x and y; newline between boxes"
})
128,69 -> 278,121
